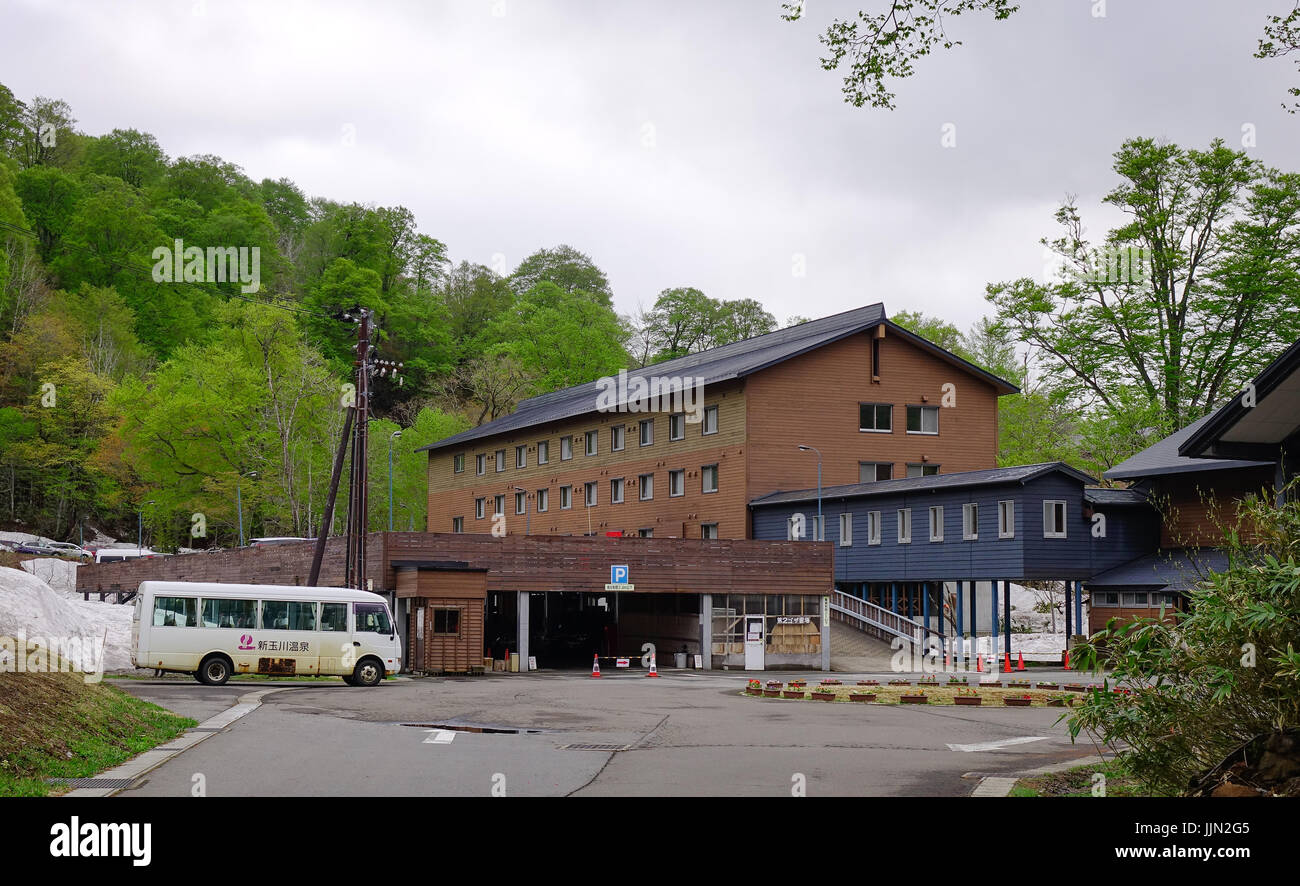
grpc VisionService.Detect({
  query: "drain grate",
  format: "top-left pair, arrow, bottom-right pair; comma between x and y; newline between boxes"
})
189,727 -> 225,732
400,723 -> 542,734
47,777 -> 137,789
559,743 -> 629,752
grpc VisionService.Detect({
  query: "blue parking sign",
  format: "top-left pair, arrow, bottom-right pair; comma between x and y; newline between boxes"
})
611,564 -> 628,585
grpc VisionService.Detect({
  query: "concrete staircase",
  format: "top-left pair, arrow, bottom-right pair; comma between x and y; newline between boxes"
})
829,619 -> 897,672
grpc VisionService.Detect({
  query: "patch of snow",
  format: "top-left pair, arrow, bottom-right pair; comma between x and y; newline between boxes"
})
19,557 -> 79,596
0,566 -> 139,673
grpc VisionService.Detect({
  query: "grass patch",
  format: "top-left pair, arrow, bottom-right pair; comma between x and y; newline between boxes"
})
1009,758 -> 1167,797
0,643 -> 196,796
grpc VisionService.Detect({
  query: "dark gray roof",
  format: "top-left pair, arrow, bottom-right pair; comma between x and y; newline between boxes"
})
749,462 -> 1096,507
1103,413 -> 1273,481
1179,336 -> 1300,460
1083,487 -> 1150,507
419,303 -> 1018,453
1086,548 -> 1229,590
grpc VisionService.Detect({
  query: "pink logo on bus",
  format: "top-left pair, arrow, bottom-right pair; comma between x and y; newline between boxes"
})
238,634 -> 254,650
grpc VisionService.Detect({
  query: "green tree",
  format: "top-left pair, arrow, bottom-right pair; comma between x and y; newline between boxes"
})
82,128 -> 168,189
988,138 -> 1300,431
13,164 -> 82,260
509,245 -> 613,306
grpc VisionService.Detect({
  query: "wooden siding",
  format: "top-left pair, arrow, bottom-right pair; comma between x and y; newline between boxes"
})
1149,467 -> 1275,547
427,382 -> 749,538
743,329 -> 1001,509
399,567 -> 487,674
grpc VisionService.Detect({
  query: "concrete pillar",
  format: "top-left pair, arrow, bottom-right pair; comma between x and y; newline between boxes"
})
891,582 -> 898,614
821,594 -> 830,672
990,580 -> 999,659
517,591 -> 530,672
1074,579 -> 1084,636
700,592 -> 712,671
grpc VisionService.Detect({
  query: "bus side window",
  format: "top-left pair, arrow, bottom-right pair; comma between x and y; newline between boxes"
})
154,596 -> 197,627
320,603 -> 347,632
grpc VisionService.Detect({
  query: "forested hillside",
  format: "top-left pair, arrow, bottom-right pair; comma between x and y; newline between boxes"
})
0,84 -> 781,549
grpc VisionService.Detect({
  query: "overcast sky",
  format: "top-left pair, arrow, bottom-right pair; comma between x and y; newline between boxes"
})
3,0 -> 1298,332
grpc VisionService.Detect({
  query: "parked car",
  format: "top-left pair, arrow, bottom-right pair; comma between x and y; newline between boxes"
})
13,540 -> 90,559
45,541 -> 93,561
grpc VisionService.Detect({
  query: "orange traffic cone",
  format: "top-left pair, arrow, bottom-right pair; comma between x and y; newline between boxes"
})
1003,652 -> 1012,673
645,652 -> 660,677
1016,652 -> 1026,672
591,654 -> 601,678
976,653 -> 983,673
1063,650 -> 1071,671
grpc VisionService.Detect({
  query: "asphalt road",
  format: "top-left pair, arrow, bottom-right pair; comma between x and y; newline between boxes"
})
111,670 -> 1102,797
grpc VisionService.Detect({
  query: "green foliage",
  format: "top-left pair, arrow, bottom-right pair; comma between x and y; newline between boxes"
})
782,1 -> 1020,110
634,287 -> 776,364
1256,4 -> 1300,113
1068,489 -> 1300,795
82,129 -> 167,189
509,244 -> 613,306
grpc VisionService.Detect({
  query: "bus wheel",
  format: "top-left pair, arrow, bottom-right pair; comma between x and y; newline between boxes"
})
197,654 -> 232,686
353,658 -> 383,687
341,674 -> 356,686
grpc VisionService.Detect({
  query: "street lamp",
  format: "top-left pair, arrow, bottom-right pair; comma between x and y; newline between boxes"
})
236,471 -> 258,547
796,445 -> 822,542
512,486 -> 530,536
398,502 -> 414,532
138,500 -> 156,551
388,429 -> 402,532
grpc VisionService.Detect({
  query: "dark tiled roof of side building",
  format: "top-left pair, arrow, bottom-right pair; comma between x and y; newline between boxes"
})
419,303 -> 1019,453
1086,548 -> 1229,590
748,462 -> 1095,507
1103,413 -> 1273,481
1083,487 -> 1151,506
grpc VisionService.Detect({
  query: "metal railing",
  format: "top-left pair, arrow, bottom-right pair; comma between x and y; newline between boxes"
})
830,590 -> 941,649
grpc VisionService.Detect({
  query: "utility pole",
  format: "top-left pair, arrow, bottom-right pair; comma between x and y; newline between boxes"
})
346,309 -> 373,591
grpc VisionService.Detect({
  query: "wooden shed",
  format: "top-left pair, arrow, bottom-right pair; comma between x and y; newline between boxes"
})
394,561 -> 488,674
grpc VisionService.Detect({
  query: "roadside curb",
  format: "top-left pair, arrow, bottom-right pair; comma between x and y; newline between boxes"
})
969,750 -> 1115,797
63,687 -> 286,797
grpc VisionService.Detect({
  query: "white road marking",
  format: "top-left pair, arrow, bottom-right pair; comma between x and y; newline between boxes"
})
423,729 -> 456,744
947,736 -> 1050,753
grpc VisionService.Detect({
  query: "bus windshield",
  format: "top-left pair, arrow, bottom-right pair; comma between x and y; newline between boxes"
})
354,602 -> 392,634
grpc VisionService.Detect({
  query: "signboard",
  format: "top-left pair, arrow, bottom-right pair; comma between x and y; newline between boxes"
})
616,657 -> 630,668
776,616 -> 811,625
693,654 -> 702,669
528,656 -> 537,671
605,564 -> 633,591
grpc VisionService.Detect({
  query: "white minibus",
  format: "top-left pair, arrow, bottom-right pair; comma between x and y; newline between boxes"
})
131,581 -> 401,687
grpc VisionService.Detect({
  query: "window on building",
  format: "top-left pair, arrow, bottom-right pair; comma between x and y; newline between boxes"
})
561,436 -> 573,460
871,335 -> 881,379
906,463 -> 939,478
1121,591 -> 1149,608
612,425 -> 625,452
640,419 -> 654,446
859,403 -> 892,432
1044,500 -> 1067,538
669,469 -> 685,497
433,607 -> 461,635
866,511 -> 881,545
475,497 -> 485,520
897,508 -> 912,544
585,430 -> 598,456
452,516 -> 464,533
495,449 -> 506,472
789,514 -> 822,540
906,405 -> 939,435
638,528 -> 654,538
669,412 -> 685,440
493,494 -> 505,516
476,453 -> 486,475
639,473 -> 653,500
1094,592 -> 1120,607
701,523 -> 718,539
516,445 -> 527,469
515,491 -> 526,515
1153,592 -> 1179,608
701,464 -> 718,494
536,488 -> 549,512
559,485 -> 572,510
929,506 -> 944,542
963,503 -> 978,540
585,482 -> 597,507
998,500 -> 1014,538
839,513 -> 853,546
702,405 -> 718,435
537,440 -> 549,464
859,462 -> 893,482
812,514 -> 824,541
453,453 -> 465,474
611,477 -> 625,504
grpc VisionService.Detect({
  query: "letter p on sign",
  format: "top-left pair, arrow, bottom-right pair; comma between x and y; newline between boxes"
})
611,565 -> 628,585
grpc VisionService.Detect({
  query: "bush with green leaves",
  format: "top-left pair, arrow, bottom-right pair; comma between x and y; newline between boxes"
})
1068,486 -> 1300,795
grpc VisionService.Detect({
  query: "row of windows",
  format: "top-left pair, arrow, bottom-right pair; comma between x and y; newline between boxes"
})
859,403 -> 940,435
1092,591 -> 1180,608
790,500 -> 1070,545
152,596 -> 391,633
859,461 -> 939,482
452,406 -> 721,476
451,516 -> 721,539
